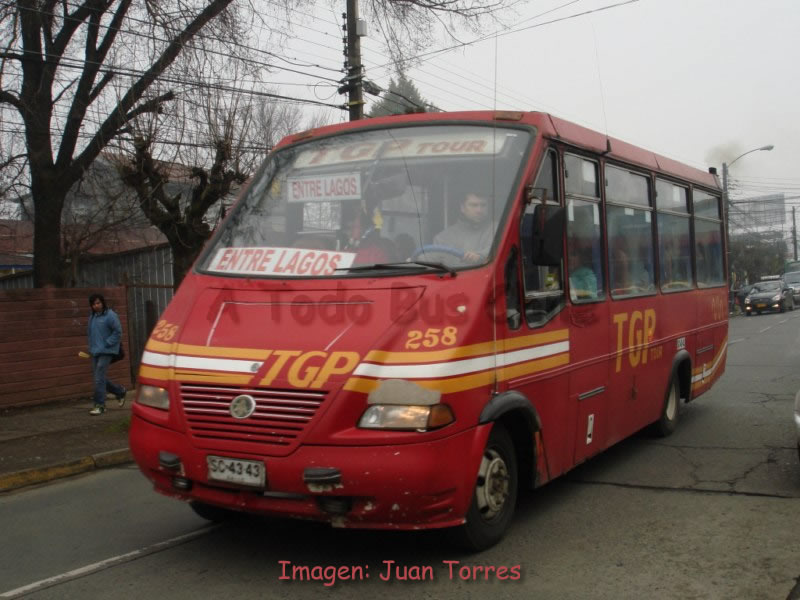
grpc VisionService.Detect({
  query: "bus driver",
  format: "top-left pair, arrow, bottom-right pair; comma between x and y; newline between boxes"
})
433,193 -> 494,263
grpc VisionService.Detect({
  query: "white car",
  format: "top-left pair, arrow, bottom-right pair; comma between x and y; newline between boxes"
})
795,389 -> 800,462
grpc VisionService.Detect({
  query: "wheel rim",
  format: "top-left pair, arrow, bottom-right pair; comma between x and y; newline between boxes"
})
475,448 -> 510,520
665,382 -> 678,421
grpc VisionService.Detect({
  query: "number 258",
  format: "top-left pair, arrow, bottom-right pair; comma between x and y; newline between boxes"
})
405,327 -> 457,349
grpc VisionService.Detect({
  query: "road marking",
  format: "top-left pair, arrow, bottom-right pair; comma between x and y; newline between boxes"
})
729,338 -> 745,345
778,318 -> 788,324
759,326 -> 772,333
0,526 -> 216,598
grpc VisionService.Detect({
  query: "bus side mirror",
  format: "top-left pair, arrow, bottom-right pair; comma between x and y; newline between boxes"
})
522,204 -> 565,266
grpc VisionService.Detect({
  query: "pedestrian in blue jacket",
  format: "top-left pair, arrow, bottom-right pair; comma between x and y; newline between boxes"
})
87,293 -> 126,415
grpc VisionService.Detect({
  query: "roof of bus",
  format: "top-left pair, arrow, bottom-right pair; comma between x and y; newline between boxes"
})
279,111 -> 720,191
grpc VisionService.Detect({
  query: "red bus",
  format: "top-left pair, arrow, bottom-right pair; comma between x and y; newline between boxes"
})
130,111 -> 727,550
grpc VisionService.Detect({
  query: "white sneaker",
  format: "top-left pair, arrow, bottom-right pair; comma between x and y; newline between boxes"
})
89,405 -> 105,416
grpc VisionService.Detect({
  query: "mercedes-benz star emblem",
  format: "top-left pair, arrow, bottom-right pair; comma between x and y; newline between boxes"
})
229,394 -> 256,419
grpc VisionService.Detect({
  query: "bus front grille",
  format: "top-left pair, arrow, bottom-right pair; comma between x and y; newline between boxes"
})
180,384 -> 326,452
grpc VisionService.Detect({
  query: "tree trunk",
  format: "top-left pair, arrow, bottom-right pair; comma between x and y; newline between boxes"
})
31,178 -> 67,287
171,242 -> 205,290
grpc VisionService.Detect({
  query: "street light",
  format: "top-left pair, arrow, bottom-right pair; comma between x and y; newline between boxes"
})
723,144 -> 774,312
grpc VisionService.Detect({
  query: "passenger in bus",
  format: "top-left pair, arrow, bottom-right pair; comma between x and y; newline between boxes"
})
341,204 -> 396,264
611,243 -> 651,293
432,193 -> 494,263
568,241 -> 598,301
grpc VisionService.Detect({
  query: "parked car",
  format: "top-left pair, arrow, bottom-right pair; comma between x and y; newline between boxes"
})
743,280 -> 795,315
783,271 -> 800,303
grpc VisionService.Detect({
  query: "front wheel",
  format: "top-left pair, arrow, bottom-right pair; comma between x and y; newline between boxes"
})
451,424 -> 518,551
651,375 -> 681,437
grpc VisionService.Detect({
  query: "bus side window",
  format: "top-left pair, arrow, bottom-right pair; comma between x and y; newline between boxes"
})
564,154 -> 604,303
606,166 -> 655,298
521,149 -> 564,327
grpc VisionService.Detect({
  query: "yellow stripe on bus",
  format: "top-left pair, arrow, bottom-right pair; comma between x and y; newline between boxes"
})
344,352 -> 569,395
498,352 -> 570,382
692,336 -> 728,376
365,329 -> 569,364
344,371 -> 496,395
138,364 -> 252,385
145,339 -> 271,360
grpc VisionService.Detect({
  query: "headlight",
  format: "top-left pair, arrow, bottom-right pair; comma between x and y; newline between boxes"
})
358,379 -> 454,431
772,294 -> 781,302
358,404 -> 454,430
136,384 -> 170,409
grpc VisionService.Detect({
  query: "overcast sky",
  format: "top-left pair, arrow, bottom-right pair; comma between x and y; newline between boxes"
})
320,0 -> 799,208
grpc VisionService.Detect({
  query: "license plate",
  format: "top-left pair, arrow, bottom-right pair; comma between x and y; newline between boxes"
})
756,303 -> 766,308
207,456 -> 265,487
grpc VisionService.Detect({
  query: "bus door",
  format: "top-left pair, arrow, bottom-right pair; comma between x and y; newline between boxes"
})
693,190 -> 728,394
606,167 -> 659,442
563,159 -> 610,464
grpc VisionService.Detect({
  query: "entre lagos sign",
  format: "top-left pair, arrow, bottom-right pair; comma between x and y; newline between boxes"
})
208,247 -> 356,277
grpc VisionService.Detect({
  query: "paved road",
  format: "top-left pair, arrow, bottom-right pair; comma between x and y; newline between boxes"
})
2,312 -> 799,599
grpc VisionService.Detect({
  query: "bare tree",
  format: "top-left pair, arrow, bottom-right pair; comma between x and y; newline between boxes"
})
0,0 -> 241,286
18,155 -> 148,284
0,0 -> 514,287
117,82 -> 324,288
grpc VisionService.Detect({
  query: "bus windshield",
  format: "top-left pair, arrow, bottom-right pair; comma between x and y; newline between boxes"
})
199,124 -> 532,278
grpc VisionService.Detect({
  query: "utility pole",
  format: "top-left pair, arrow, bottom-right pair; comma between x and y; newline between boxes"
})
793,206 -> 797,261
720,145 -> 774,311
722,161 -> 733,311
343,0 -> 364,121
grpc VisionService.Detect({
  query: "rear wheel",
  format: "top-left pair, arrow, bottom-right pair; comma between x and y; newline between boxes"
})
190,501 -> 237,522
452,424 -> 518,551
651,375 -> 680,437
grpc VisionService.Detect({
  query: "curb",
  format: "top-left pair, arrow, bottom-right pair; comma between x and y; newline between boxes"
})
0,448 -> 132,493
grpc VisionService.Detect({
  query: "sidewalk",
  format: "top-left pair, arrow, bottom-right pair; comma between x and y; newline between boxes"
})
0,392 -> 134,493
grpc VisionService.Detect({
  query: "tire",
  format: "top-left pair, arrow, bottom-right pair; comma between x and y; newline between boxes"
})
745,311 -> 751,317
779,300 -> 786,313
651,375 -> 680,437
190,501 -> 237,522
452,424 -> 518,552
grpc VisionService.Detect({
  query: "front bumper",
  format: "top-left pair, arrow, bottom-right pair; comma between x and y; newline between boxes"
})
744,299 -> 781,313
130,413 -> 490,530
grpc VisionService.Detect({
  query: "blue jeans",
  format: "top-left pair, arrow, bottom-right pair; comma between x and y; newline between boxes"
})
91,354 -> 125,406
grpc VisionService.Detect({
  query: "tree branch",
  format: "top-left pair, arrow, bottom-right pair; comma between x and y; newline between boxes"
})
123,91 -> 175,122
0,89 -> 22,110
72,0 -> 234,180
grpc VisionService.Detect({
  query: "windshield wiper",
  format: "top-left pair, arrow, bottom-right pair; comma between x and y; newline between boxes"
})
336,261 -> 457,276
